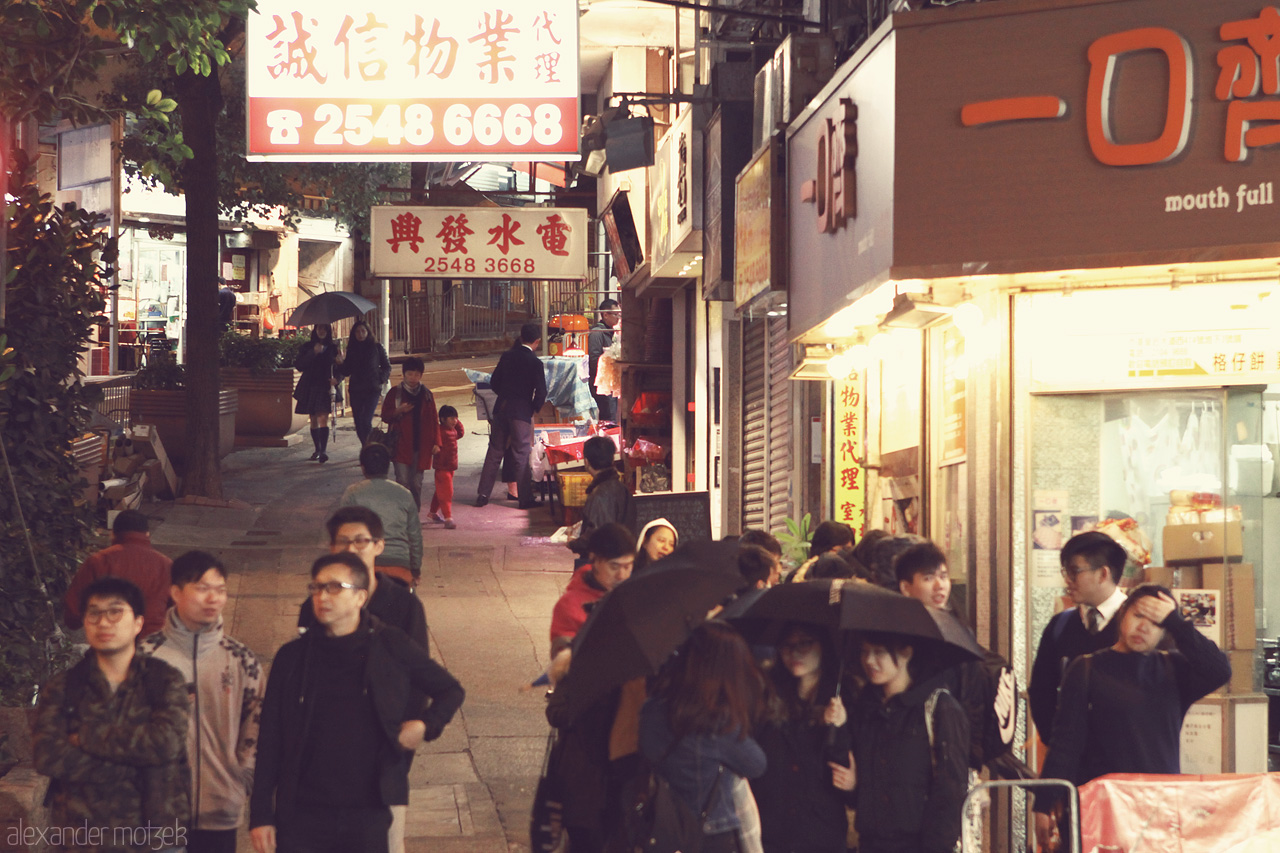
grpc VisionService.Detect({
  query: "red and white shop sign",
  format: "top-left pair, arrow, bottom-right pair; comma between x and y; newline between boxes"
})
370,206 -> 588,279
246,0 -> 579,161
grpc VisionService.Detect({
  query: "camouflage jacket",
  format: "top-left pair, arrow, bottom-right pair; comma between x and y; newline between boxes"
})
32,652 -> 191,851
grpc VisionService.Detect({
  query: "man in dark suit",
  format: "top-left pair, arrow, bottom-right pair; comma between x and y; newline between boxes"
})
477,321 -> 547,509
1028,531 -> 1128,744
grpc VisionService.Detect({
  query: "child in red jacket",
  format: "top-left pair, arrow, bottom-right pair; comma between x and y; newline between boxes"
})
429,405 -> 465,529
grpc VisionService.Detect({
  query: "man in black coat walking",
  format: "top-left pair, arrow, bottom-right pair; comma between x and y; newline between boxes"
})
250,552 -> 464,853
476,321 -> 547,509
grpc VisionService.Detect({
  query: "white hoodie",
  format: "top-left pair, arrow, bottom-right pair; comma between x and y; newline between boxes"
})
141,609 -> 264,831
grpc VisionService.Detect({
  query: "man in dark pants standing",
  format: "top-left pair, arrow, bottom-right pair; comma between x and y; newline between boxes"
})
587,298 -> 620,421
476,321 -> 547,509
250,552 -> 464,853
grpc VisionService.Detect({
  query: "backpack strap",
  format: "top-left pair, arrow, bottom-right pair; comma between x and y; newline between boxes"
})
924,687 -> 951,773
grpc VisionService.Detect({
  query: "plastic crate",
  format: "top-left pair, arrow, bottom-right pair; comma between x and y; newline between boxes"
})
558,472 -> 594,507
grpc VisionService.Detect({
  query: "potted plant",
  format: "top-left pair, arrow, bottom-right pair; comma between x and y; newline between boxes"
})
219,330 -> 308,447
130,353 -> 239,466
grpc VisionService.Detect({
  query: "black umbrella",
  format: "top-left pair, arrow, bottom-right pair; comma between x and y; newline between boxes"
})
289,290 -> 377,326
549,539 -> 745,724
724,578 -> 985,665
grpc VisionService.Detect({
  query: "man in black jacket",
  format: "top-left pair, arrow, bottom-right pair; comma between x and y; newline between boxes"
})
477,321 -> 547,509
250,553 -> 464,853
1028,531 -> 1128,744
587,298 -> 620,421
1033,584 -> 1231,851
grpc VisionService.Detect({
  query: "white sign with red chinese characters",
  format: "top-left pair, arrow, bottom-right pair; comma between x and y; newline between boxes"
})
246,0 -> 579,161
370,206 -> 588,279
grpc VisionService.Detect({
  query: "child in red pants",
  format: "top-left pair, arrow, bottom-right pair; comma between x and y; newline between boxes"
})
429,405 -> 465,529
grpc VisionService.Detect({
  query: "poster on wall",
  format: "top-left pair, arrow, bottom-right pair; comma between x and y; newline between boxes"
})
1033,489 -> 1069,588
1180,703 -> 1222,776
246,0 -> 580,161
1177,589 -> 1222,647
833,374 -> 867,537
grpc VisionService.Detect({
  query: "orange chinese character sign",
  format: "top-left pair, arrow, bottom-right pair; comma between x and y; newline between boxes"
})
1085,28 -> 1193,166
1218,7 -> 1280,161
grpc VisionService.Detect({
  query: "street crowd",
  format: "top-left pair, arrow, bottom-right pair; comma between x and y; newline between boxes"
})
30,312 -> 1231,853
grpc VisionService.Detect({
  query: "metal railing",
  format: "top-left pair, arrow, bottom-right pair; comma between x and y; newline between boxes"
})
87,374 -> 135,425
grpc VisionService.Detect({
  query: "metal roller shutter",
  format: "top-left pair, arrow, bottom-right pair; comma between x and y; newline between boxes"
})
741,318 -> 768,529
766,316 -> 793,529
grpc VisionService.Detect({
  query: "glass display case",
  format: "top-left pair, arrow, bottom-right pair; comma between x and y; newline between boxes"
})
1028,385 -> 1276,771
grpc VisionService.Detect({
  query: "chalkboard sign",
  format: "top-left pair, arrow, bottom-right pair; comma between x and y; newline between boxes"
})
630,491 -> 713,543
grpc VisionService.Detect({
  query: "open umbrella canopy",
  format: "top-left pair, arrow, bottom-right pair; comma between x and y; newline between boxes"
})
548,539 -> 745,724
289,290 -> 377,326
723,578 -> 985,665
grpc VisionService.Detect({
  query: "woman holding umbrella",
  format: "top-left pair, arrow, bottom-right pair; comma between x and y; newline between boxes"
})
849,633 -> 969,853
337,320 -> 391,445
293,323 -> 343,462
750,624 -> 856,853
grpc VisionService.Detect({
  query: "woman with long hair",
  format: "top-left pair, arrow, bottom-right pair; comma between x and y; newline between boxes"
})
337,320 -> 391,445
750,624 -> 855,853
293,323 -> 342,462
849,633 -> 969,853
639,621 -> 767,853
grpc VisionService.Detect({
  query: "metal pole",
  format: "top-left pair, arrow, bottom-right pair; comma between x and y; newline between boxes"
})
381,279 -> 390,348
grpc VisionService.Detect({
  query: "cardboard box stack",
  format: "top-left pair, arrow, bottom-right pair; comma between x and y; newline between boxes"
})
1154,491 -> 1257,693
100,424 -> 177,510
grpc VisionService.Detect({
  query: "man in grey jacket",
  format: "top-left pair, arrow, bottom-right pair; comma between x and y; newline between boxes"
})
141,551 -> 264,853
340,444 -> 423,583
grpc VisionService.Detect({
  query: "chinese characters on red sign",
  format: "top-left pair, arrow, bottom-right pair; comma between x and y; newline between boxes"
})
833,374 -> 866,536
370,206 -> 588,279
248,0 -> 579,160
960,6 -> 1280,167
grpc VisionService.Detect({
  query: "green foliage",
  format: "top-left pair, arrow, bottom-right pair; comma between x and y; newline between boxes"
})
132,351 -> 186,390
0,160 -> 110,704
0,0 -> 253,126
219,329 -> 306,374
110,56 -> 407,238
775,513 -> 815,569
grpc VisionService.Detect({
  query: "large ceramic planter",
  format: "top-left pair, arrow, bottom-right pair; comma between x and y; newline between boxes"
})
129,388 -> 238,468
219,367 -> 307,447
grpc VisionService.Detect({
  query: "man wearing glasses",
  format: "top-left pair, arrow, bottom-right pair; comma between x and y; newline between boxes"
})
33,577 -> 191,852
250,552 -> 464,853
1028,531 -> 1128,744
297,506 -> 427,649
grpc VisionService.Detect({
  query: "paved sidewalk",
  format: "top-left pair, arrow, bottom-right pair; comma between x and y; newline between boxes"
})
143,367 -> 570,853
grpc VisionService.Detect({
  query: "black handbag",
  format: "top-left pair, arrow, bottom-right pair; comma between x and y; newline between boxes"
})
628,763 -> 723,853
530,729 -> 565,853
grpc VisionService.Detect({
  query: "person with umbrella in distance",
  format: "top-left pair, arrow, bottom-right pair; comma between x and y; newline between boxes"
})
294,323 -> 343,463
849,632 -> 970,853
639,621 -> 769,853
749,622 -> 856,853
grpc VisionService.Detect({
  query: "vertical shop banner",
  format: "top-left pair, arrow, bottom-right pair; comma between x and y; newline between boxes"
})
370,206 -> 587,279
246,0 -> 579,161
940,326 -> 966,465
834,374 -> 866,536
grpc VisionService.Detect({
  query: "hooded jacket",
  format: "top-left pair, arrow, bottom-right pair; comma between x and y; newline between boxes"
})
850,677 -> 970,853
140,609 -> 264,831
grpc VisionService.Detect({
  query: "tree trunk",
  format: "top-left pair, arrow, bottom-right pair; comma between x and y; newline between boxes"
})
177,68 -> 223,499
